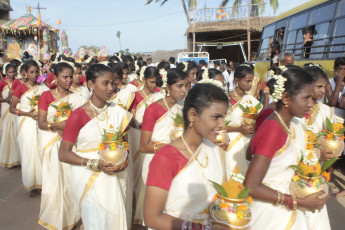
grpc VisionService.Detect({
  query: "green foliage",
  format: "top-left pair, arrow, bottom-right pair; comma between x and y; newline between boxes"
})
288,165 -> 304,175
321,158 -> 339,172
237,187 -> 251,199
336,126 -> 345,135
49,104 -> 58,109
173,113 -> 184,125
325,117 -> 334,133
209,180 -> 228,197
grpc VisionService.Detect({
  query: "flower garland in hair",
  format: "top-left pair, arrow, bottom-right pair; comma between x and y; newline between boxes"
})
17,62 -> 24,76
3,62 -> 9,75
198,79 -> 223,88
202,68 -> 209,80
159,69 -> 168,89
240,64 -> 251,68
154,62 -> 159,67
59,60 -> 76,71
139,66 -> 147,81
99,61 -> 109,66
134,61 -> 140,72
271,75 -> 287,102
279,65 -> 288,72
267,70 -> 275,78
308,63 -> 326,73
84,56 -> 93,64
182,62 -> 188,72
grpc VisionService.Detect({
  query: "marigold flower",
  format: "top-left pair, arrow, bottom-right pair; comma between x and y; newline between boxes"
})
325,134 -> 333,140
323,171 -> 330,182
220,203 -> 230,209
333,123 -> 344,132
66,110 -> 71,115
306,144 -> 313,150
293,175 -> 299,182
249,107 -> 256,113
247,196 -> 253,204
99,143 -> 105,150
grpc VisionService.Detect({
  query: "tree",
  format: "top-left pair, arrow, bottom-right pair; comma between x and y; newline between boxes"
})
222,0 -> 279,16
116,31 -> 122,51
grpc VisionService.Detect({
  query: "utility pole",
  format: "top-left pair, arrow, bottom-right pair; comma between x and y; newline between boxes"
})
247,0 -> 251,61
32,3 -> 46,16
116,31 -> 121,51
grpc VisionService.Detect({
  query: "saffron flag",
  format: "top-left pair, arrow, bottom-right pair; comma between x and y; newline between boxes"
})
37,13 -> 41,27
57,18 -> 61,25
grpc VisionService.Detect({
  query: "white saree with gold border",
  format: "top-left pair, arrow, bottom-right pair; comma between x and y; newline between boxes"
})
70,103 -> 132,230
38,93 -> 85,230
70,85 -> 91,101
250,120 -> 308,230
134,102 -> 182,225
0,83 -> 21,168
17,84 -> 48,190
110,83 -> 136,110
165,139 -> 226,225
226,94 -> 262,177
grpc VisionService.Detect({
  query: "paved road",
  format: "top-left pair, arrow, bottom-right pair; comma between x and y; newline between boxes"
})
1,163 -> 345,230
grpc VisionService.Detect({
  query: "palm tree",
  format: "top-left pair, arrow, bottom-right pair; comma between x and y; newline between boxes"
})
221,0 -> 278,16
116,31 -> 122,51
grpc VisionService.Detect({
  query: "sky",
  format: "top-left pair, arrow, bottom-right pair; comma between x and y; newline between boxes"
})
10,0 -> 311,54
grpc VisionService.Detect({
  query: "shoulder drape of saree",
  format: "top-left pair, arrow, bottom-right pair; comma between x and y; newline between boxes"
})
165,139 -> 225,225
39,93 -> 85,230
110,84 -> 136,110
0,85 -> 21,168
250,129 -> 308,230
70,105 -> 131,230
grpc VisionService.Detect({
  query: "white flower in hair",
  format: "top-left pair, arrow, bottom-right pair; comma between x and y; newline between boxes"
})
99,61 -> 109,66
271,75 -> 287,102
267,70 -> 275,78
139,66 -> 147,81
202,68 -> 209,80
84,56 -> 92,64
17,62 -> 24,75
59,60 -> 76,71
198,79 -> 223,88
118,55 -> 122,62
308,63 -> 326,73
279,65 -> 288,72
2,62 -> 9,75
182,62 -> 188,72
134,61 -> 140,72
154,62 -> 159,67
159,69 -> 168,89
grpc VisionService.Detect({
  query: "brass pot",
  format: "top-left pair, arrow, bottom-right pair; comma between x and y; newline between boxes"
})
318,135 -> 344,158
210,194 -> 251,230
55,114 -> 69,123
99,141 -> 128,169
170,123 -> 184,141
32,105 -> 38,113
216,129 -> 229,143
242,113 -> 256,127
290,173 -> 328,211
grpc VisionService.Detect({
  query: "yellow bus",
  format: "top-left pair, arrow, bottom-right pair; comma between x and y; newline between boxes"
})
255,0 -> 345,79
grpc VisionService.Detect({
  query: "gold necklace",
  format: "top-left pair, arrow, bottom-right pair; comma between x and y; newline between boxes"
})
181,134 -> 208,168
274,111 -> 295,139
55,88 -> 69,100
163,97 -> 177,116
89,101 -> 108,121
232,87 -> 244,101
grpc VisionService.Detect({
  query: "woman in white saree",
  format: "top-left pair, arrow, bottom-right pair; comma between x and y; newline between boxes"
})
9,60 -> 49,196
59,64 -> 132,230
134,68 -> 188,226
70,63 -> 91,100
144,83 -> 230,230
37,62 -> 84,230
0,64 -> 21,168
244,68 -> 330,230
226,65 -> 262,176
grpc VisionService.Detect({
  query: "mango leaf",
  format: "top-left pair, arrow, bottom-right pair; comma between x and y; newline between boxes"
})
325,117 -> 334,133
209,180 -> 228,197
49,104 -> 58,109
238,104 -> 249,113
288,165 -> 304,175
321,158 -> 339,172
255,103 -> 262,112
237,187 -> 252,199
103,129 -> 108,141
173,113 -> 184,125
335,127 -> 345,135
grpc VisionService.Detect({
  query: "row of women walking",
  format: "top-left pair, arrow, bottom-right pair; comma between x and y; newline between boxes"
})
0,55 -> 336,229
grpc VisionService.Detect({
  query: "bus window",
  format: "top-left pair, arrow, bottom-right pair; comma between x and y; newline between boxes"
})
309,3 -> 336,24
275,28 -> 285,47
329,17 -> 345,58
337,0 -> 345,17
289,13 -> 308,30
310,22 -> 330,59
294,30 -> 304,59
286,31 -> 297,53
262,25 -> 275,38
259,38 -> 271,60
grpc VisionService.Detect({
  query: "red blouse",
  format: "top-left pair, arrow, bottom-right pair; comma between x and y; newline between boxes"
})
62,107 -> 91,143
38,91 -> 55,111
130,81 -> 138,87
141,102 -> 167,132
13,84 -> 29,98
11,79 -> 21,91
229,96 -> 237,106
146,145 -> 188,190
130,92 -> 144,110
46,73 -> 55,85
251,119 -> 287,159
0,80 -> 8,93
255,108 -> 274,132
80,75 -> 86,85
154,87 -> 161,92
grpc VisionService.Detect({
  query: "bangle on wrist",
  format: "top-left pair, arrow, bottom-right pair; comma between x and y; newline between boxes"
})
154,143 -> 159,153
47,123 -> 52,131
15,109 -> 20,116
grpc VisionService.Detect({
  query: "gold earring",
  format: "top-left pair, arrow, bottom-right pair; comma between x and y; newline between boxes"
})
285,104 -> 288,108
189,122 -> 194,128
167,91 -> 170,97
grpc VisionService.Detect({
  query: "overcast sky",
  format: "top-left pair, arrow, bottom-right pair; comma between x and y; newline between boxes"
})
10,0 -> 310,54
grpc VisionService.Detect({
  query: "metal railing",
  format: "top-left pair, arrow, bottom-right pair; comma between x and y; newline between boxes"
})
189,4 -> 266,23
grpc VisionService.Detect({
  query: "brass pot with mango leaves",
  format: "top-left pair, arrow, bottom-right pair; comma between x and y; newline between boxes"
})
170,123 -> 184,141
99,141 -> 128,170
216,128 -> 229,143
242,113 -> 256,127
210,194 -> 251,230
318,132 -> 344,158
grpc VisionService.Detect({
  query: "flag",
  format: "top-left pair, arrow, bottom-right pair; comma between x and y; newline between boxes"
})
37,13 -> 41,27
57,18 -> 61,25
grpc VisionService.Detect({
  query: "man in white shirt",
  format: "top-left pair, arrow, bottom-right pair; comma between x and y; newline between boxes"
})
169,57 -> 176,68
220,63 -> 230,91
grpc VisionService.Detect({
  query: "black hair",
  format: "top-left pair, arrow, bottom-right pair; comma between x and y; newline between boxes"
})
74,63 -> 82,69
303,64 -> 328,82
266,78 -> 276,96
122,63 -> 129,70
123,55 -> 134,63
167,68 -> 187,86
178,61 -> 198,74
83,55 -> 89,60
234,65 -> 253,79
302,26 -> 316,35
270,41 -> 280,51
169,57 -> 175,63
334,57 -> 345,69
199,60 -> 206,66
86,64 -> 112,83
109,56 -> 120,63
137,57 -> 143,62
54,62 -> 74,77
87,58 -> 98,66
144,66 -> 160,79
183,83 -> 229,128
208,68 -> 223,79
157,62 -> 170,71
65,57 -> 75,63
272,68 -> 313,109
108,63 -> 123,80
50,53 -> 56,62
267,66 -> 281,76
24,60 -> 39,72
10,59 -> 22,68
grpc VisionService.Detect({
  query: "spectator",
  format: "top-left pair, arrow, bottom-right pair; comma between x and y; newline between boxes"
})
302,26 -> 315,59
168,57 -> 176,68
213,61 -> 220,70
146,57 -> 155,66
199,60 -> 207,69
220,63 -> 230,92
327,57 -> 345,109
270,41 -> 280,67
279,52 -> 294,66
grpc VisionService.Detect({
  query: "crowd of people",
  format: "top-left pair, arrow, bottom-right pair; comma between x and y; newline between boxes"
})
0,50 -> 344,230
